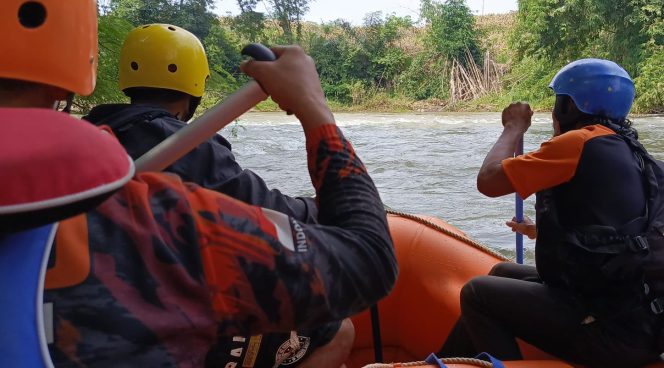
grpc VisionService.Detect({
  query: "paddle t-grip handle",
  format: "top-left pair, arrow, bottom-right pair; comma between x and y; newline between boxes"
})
135,44 -> 276,173
241,43 -> 277,62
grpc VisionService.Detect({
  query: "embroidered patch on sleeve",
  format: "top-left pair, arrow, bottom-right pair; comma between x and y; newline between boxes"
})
275,333 -> 310,366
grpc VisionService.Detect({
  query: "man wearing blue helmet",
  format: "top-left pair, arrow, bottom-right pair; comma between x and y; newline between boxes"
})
439,59 -> 663,367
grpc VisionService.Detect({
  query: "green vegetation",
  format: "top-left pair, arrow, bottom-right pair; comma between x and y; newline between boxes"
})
499,0 -> 664,113
83,0 -> 663,114
76,15 -> 133,111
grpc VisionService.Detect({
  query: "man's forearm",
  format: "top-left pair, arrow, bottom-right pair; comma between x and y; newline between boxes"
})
477,126 -> 523,197
300,124 -> 396,325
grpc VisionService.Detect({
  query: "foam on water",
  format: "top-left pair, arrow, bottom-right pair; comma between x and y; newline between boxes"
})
221,112 -> 664,263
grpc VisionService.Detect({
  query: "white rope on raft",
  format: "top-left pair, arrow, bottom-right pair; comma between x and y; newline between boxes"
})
363,356 -> 494,367
385,209 -> 511,262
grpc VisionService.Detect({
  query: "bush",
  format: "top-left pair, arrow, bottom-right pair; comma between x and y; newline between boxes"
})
502,56 -> 559,110
396,53 -> 449,100
634,48 -> 664,113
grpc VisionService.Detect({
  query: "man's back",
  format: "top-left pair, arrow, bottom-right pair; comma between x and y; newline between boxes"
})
503,124 -> 647,228
84,103 -> 318,223
550,125 -> 646,228
45,124 -> 397,367
46,174 -> 220,367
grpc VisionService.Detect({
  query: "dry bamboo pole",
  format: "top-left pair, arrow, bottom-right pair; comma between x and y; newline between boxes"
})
467,51 -> 487,96
450,59 -> 457,103
458,60 -> 479,99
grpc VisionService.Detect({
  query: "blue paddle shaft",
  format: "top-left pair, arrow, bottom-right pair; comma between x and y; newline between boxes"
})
515,137 -> 524,264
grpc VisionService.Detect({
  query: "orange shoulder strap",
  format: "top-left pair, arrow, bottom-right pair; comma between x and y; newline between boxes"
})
45,214 -> 90,289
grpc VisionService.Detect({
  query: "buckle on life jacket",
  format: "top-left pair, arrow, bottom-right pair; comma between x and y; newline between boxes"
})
629,235 -> 649,252
650,298 -> 664,315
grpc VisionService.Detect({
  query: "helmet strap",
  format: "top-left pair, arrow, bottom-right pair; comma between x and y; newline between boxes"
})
55,93 -> 75,114
184,96 -> 201,122
554,95 -> 589,133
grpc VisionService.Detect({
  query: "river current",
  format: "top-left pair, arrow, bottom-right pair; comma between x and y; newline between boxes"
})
221,112 -> 664,263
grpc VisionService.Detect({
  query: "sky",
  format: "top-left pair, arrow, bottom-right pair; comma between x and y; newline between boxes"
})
212,0 -> 518,25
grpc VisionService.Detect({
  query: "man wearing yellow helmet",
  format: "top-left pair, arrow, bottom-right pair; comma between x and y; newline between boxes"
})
85,24 -> 317,224
0,1 -> 397,367
83,23 -> 353,367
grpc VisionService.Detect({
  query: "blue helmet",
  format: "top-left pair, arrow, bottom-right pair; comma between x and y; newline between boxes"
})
549,58 -> 635,120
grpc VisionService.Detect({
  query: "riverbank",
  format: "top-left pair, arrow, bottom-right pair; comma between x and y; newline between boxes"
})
252,93 -> 664,115
251,96 -> 545,114
252,94 -> 554,114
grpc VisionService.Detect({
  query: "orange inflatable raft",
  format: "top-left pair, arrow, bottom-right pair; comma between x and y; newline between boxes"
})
346,212 -> 664,368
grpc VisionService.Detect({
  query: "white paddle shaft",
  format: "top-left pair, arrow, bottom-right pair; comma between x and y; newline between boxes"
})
135,81 -> 267,173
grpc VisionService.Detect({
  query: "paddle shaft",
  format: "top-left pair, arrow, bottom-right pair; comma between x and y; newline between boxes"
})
515,137 -> 524,264
370,305 -> 383,362
134,82 -> 267,173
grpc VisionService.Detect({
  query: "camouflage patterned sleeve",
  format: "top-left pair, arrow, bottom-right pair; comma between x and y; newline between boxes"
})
187,124 -> 397,336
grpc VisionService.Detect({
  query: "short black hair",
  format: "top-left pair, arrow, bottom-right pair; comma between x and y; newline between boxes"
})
123,87 -> 191,104
124,87 -> 202,121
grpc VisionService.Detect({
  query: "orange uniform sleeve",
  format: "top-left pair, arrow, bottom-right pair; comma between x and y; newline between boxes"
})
147,124 -> 397,336
502,125 -> 615,199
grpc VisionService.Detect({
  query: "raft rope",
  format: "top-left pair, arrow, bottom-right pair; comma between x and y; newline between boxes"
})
362,356 -> 494,368
385,209 -> 510,262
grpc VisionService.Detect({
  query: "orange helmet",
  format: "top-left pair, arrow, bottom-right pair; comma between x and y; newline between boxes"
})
0,0 -> 98,96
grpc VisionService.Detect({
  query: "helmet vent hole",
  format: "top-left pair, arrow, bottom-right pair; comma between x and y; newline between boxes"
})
131,62 -> 139,71
142,25 -> 150,29
168,64 -> 177,73
18,1 -> 47,29
168,26 -> 176,31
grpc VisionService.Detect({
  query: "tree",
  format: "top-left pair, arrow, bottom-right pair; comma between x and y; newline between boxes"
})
420,0 -> 482,64
75,15 -> 135,111
507,0 -> 663,112
269,0 -> 311,43
358,13 -> 413,89
204,23 -> 243,78
108,0 -> 216,40
175,0 -> 217,40
232,0 -> 266,42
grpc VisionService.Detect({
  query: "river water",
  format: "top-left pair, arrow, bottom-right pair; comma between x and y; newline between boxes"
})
221,112 -> 664,263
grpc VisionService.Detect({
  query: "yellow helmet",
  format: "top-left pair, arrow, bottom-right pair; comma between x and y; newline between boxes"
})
0,0 -> 98,96
119,24 -> 210,98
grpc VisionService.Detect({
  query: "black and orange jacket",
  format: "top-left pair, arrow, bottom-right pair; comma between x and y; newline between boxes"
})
502,124 -> 646,228
84,103 -> 338,367
44,124 -> 397,367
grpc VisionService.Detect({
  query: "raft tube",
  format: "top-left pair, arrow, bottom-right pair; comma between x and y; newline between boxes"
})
347,212 -> 664,368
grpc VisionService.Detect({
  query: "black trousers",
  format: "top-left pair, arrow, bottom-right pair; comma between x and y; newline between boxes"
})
439,262 -> 662,368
